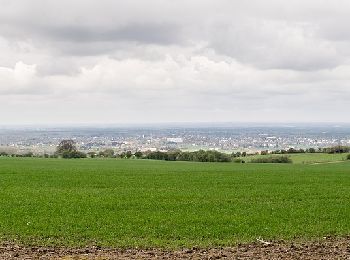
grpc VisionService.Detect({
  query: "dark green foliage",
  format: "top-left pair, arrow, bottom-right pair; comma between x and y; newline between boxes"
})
287,148 -> 305,153
323,146 -> 350,154
134,151 -> 143,158
56,140 -> 77,154
62,150 -> 86,158
125,151 -> 133,159
270,146 -> 349,155
145,149 -> 231,162
145,151 -> 170,160
8,152 -> 34,158
272,148 -> 306,154
306,148 -> 316,153
99,149 -> 115,158
119,151 -> 135,159
250,156 -> 292,163
56,139 -> 86,159
22,152 -> 34,157
87,152 -> 97,158
347,154 -> 350,160
231,151 -> 241,158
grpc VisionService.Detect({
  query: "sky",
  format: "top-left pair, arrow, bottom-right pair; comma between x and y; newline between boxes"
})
0,0 -> 349,125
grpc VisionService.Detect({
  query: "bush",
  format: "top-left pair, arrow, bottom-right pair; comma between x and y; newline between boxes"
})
99,149 -> 115,158
347,154 -> 350,160
323,146 -> 350,154
62,151 -> 86,159
250,156 -> 292,163
233,158 -> 245,163
144,150 -> 231,162
134,151 -> 143,159
23,152 -> 34,157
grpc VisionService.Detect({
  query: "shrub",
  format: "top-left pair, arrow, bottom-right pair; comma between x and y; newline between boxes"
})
134,151 -> 143,159
23,152 -> 34,157
250,156 -> 292,163
145,150 -> 231,162
324,146 -> 350,154
233,158 -> 245,163
62,151 -> 86,159
347,154 -> 350,160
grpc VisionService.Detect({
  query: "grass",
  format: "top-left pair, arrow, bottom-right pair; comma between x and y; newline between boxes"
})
243,153 -> 349,164
0,157 -> 350,248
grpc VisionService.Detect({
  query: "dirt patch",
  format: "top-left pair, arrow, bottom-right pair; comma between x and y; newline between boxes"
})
1,237 -> 350,259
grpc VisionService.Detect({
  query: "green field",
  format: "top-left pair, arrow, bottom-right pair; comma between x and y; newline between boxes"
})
243,153 -> 348,164
0,158 -> 350,248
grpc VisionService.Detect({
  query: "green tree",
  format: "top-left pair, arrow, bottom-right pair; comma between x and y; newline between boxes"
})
56,140 -> 86,158
126,151 -> 133,159
134,151 -> 143,159
56,140 -> 77,155
101,148 -> 115,158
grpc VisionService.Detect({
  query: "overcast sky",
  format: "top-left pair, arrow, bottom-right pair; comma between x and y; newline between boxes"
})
0,0 -> 349,125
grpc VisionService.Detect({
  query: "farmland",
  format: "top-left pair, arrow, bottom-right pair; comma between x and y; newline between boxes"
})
0,157 -> 350,249
242,153 -> 348,164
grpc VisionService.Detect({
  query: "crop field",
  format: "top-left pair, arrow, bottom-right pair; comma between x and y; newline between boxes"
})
243,153 -> 348,164
0,157 -> 350,249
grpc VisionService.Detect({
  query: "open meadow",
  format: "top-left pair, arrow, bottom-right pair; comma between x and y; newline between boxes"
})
243,153 -> 348,164
0,157 -> 350,250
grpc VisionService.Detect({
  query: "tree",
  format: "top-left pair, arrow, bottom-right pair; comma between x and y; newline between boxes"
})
125,151 -> 133,159
134,151 -> 143,159
56,140 -> 77,155
307,148 -> 316,153
56,139 -> 86,158
99,148 -> 115,158
87,152 -> 97,158
0,151 -> 8,156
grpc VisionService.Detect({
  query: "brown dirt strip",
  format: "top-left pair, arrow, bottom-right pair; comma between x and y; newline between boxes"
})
1,236 -> 350,259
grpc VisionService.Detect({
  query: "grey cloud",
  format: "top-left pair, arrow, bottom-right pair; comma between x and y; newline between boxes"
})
207,20 -> 341,71
0,0 -> 350,123
36,60 -> 81,76
0,0 -> 348,71
40,23 -> 183,45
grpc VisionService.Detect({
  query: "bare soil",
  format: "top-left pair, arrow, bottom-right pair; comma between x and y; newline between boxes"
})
1,237 -> 350,259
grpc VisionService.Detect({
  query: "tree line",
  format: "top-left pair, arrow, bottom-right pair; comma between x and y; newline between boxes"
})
265,146 -> 350,155
1,140 -> 349,163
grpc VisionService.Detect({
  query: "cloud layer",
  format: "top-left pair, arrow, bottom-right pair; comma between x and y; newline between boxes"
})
0,0 -> 349,124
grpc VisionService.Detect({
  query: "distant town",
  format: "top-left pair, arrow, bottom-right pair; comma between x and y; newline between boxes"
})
1,124 -> 350,156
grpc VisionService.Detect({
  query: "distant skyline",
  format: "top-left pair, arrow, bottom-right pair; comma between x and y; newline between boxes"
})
1,0 -> 350,124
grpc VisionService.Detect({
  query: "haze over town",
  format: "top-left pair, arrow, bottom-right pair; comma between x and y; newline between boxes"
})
1,124 -> 349,156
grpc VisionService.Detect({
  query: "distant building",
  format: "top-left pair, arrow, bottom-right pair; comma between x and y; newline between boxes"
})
166,138 -> 183,143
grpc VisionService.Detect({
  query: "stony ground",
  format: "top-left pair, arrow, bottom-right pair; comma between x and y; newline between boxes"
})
1,237 -> 350,259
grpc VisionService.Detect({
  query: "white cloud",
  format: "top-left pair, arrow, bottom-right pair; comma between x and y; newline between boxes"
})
0,62 -> 43,94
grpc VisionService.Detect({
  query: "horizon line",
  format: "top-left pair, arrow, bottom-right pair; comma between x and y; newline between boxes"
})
1,121 -> 350,129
